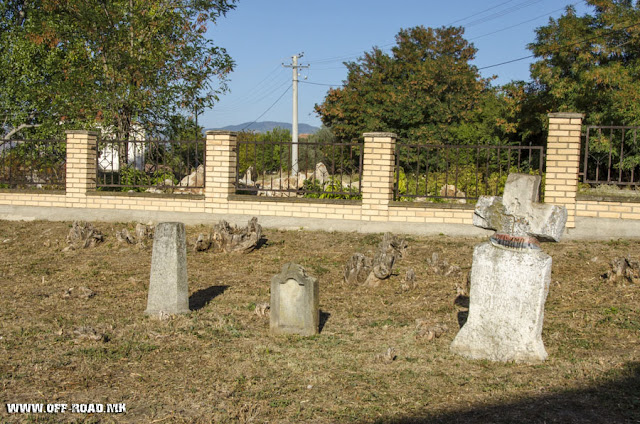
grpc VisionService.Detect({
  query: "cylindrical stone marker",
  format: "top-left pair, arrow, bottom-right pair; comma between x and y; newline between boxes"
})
145,222 -> 189,315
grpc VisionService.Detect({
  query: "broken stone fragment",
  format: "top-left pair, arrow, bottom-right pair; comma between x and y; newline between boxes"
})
415,319 -> 448,341
602,257 -> 640,285
343,253 -> 372,285
193,217 -> 262,253
65,221 -> 104,250
116,228 -> 135,244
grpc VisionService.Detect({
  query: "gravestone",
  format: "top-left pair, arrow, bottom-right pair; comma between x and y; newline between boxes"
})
270,263 -> 319,336
450,174 -> 567,363
145,222 -> 189,316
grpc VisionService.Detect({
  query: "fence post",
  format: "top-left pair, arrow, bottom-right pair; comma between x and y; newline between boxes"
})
204,130 -> 237,212
545,112 -> 584,229
361,132 -> 397,221
65,130 -> 98,201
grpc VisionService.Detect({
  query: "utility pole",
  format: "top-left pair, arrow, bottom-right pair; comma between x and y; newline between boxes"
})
283,53 -> 308,175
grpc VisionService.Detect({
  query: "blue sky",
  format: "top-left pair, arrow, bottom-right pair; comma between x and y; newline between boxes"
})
204,0 -> 592,130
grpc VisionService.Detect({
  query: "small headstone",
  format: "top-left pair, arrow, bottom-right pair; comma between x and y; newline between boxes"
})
450,174 -> 567,363
145,222 -> 189,316
270,263 -> 319,336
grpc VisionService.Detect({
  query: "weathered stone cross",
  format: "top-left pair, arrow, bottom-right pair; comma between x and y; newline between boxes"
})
474,173 -> 567,246
450,173 -> 568,363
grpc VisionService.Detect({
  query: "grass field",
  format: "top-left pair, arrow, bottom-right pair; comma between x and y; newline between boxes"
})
0,220 -> 639,423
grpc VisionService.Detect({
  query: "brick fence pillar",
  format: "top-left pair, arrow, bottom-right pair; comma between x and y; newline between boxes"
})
65,130 -> 98,201
361,132 -> 397,222
544,112 -> 584,229
204,130 -> 237,213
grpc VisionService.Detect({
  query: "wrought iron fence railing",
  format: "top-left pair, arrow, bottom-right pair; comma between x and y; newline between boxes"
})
581,126 -> 640,187
96,139 -> 205,193
0,139 -> 66,190
394,143 -> 545,203
235,139 -> 363,199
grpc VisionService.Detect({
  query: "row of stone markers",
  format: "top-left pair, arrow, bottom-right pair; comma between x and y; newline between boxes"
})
145,173 -> 567,363
145,222 -> 320,336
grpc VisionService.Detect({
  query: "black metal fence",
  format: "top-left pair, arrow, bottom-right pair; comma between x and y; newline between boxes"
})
582,126 -> 640,186
96,139 -> 205,193
235,140 -> 363,199
0,139 -> 66,190
394,143 -> 545,202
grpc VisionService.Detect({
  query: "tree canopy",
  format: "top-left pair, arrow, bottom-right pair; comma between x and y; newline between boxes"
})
0,0 -> 237,140
314,26 -> 501,143
528,0 -> 640,126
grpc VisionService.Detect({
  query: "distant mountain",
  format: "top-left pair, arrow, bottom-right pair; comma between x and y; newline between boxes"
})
211,121 -> 320,134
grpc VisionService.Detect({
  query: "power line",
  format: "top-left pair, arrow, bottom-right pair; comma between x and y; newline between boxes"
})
468,2 -> 583,40
448,0 -> 516,25
300,81 -> 340,87
214,77 -> 290,114
240,84 -> 292,131
477,20 -> 640,70
306,0 -> 569,67
463,0 -> 545,28
213,68 -> 288,112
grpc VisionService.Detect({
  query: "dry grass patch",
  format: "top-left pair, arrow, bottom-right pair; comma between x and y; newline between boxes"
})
0,220 -> 638,423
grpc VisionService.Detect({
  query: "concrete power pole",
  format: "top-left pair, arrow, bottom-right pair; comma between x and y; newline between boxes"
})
284,53 -> 308,175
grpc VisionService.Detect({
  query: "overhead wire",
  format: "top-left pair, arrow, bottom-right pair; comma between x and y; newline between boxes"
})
468,2 -> 583,40
462,0 -> 546,28
447,0 -> 516,25
219,0 -> 586,124
240,84 -> 292,131
306,0 -> 563,67
213,76 -> 290,114
477,20 -> 640,70
212,66 -> 288,112
300,81 -> 340,87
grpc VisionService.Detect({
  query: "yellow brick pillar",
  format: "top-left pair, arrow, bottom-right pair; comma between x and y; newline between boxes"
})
361,132 -> 397,222
544,113 -> 584,228
204,130 -> 237,213
65,130 -> 98,203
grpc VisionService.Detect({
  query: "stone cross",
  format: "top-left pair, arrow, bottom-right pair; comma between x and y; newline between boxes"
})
145,222 -> 189,316
270,263 -> 319,336
451,174 -> 567,363
473,173 -> 567,244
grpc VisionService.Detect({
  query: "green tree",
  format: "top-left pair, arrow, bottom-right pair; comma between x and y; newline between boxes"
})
528,0 -> 640,125
314,26 -> 492,143
0,0 -> 236,141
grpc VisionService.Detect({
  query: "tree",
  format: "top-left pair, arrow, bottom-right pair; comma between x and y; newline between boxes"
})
528,0 -> 640,126
0,0 -> 236,140
314,26 -> 492,143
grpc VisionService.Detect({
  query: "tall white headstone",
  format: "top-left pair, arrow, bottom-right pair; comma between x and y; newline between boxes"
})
450,174 -> 567,363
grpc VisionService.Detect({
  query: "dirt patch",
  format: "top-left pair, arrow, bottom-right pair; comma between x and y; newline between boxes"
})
0,220 -> 638,423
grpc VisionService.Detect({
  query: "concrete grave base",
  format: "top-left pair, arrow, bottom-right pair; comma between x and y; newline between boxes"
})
450,242 -> 551,363
145,222 -> 190,316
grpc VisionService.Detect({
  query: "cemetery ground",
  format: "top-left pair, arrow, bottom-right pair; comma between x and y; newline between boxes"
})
0,220 -> 639,424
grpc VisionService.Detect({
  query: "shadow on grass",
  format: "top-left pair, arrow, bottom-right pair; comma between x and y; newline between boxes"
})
256,236 -> 268,250
319,310 -> 331,333
189,285 -> 229,311
373,361 -> 640,424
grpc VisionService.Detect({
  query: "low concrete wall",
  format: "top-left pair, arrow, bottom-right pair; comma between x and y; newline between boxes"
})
0,204 -> 492,237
